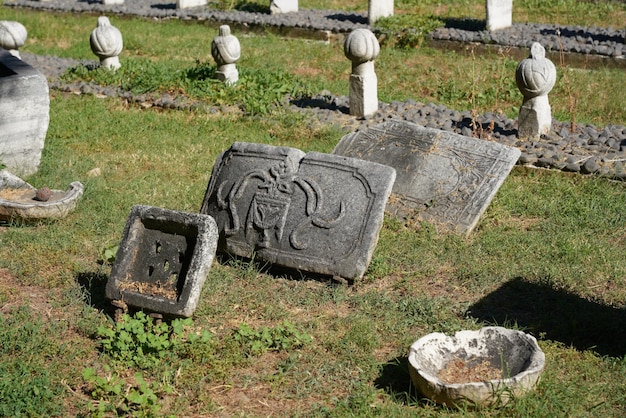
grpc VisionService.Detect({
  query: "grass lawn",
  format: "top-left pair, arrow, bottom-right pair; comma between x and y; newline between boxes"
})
1,2 -> 625,416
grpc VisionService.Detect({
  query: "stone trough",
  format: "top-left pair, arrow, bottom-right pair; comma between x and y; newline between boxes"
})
0,169 -> 84,222
105,205 -> 218,318
408,326 -> 545,407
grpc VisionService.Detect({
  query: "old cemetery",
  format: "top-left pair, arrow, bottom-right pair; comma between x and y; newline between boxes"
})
0,0 -> 625,415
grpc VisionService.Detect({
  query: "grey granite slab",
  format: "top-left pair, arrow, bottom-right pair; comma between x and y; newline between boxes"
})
200,142 -> 396,280
333,121 -> 521,235
105,205 -> 218,317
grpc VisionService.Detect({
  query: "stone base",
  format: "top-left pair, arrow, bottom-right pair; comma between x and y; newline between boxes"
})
216,63 -> 238,85
106,205 -> 218,317
518,96 -> 551,138
349,73 -> 378,118
0,48 -> 49,177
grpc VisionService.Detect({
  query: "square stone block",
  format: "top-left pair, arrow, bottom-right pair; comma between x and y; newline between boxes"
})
0,48 -> 49,177
200,142 -> 396,280
333,121 -> 520,235
105,205 -> 218,317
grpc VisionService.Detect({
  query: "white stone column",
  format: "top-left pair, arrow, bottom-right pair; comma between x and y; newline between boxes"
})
344,29 -> 380,118
486,0 -> 512,31
270,0 -> 298,14
177,0 -> 208,9
515,43 -> 557,139
368,0 -> 393,24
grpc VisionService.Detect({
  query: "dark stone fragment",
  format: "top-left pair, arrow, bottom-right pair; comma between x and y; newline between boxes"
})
581,157 -> 600,174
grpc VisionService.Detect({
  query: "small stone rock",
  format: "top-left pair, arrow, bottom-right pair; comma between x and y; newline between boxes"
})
581,157 -> 600,174
34,187 -> 51,202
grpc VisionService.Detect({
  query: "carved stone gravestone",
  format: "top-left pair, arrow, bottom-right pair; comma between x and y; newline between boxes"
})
105,205 -> 218,317
0,48 -> 49,177
344,29 -> 380,118
200,142 -> 396,280
486,0 -> 512,31
333,121 -> 521,235
90,16 -> 123,70
211,25 -> 240,85
516,43 -> 556,139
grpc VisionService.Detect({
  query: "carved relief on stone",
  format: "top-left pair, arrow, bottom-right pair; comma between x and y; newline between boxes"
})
201,142 -> 396,279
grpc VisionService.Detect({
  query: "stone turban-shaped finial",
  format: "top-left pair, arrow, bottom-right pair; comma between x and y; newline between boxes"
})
515,43 -> 556,99
344,28 -> 380,66
211,25 -> 241,66
0,21 -> 27,58
90,16 -> 123,70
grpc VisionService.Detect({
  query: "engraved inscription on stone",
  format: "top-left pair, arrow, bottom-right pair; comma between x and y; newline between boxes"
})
200,142 -> 396,279
333,121 -> 520,235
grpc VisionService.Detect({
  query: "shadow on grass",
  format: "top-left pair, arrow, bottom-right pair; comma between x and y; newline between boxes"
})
216,252 -> 351,285
234,2 -> 270,13
440,17 -> 486,32
290,96 -> 349,114
325,12 -> 368,25
76,271 -> 117,317
374,356 -> 446,409
467,277 -> 626,358
150,2 -> 177,10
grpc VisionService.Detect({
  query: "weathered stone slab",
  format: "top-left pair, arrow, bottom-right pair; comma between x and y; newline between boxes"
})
486,0 -> 512,31
333,121 -> 520,235
0,48 -> 49,177
200,142 -> 396,280
105,205 -> 218,317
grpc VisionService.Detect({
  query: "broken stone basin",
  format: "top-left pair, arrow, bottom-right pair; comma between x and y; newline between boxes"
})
408,326 -> 545,408
0,169 -> 84,222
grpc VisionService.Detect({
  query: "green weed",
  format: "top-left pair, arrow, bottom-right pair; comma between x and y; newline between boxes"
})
97,311 -> 212,369
82,366 -> 171,417
232,321 -> 313,356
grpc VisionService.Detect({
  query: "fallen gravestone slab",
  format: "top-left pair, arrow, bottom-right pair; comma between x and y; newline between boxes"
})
333,121 -> 520,235
200,142 -> 396,280
105,205 -> 218,317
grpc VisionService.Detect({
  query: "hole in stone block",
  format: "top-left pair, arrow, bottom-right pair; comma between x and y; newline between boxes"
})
119,217 -> 198,301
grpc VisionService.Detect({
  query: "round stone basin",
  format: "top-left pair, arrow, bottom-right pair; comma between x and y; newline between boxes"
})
0,170 -> 84,222
408,326 -> 545,408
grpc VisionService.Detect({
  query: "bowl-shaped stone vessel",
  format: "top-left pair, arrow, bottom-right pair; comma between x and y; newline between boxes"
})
0,170 -> 84,222
408,326 -> 545,408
